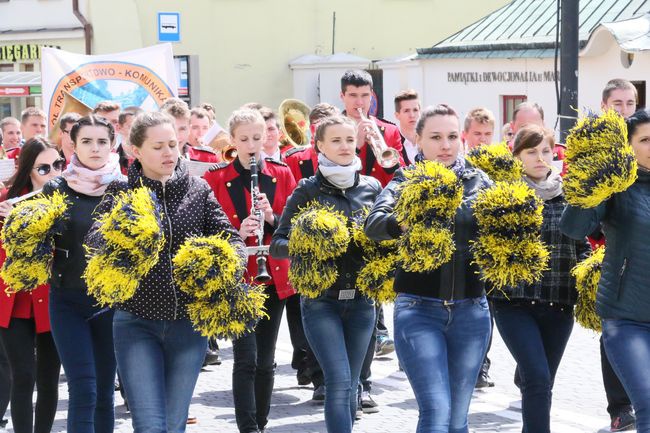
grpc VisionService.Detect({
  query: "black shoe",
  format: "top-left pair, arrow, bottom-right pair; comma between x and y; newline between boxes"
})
312,385 -> 325,403
0,419 -> 7,428
203,349 -> 221,367
297,370 -> 311,386
475,371 -> 495,388
611,410 -> 636,432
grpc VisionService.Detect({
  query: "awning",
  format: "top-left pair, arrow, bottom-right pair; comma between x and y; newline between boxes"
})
0,72 -> 41,97
600,12 -> 650,52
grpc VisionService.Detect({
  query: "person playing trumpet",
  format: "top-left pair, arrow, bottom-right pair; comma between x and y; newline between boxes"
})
204,108 -> 296,433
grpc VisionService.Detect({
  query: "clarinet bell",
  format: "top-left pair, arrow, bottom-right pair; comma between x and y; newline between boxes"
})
255,256 -> 272,283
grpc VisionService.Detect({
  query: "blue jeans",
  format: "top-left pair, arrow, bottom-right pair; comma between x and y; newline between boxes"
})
394,294 -> 491,433
49,289 -> 115,433
493,301 -> 574,433
301,295 -> 376,433
113,310 -> 207,433
602,319 -> 650,433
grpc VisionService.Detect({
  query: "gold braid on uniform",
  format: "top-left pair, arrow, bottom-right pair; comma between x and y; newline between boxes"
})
288,201 -> 350,298
187,282 -> 268,340
471,181 -> 549,290
351,209 -> 399,303
571,246 -> 605,332
466,141 -> 524,182
0,191 -> 69,292
394,160 -> 463,272
83,187 -> 165,306
564,109 -> 637,208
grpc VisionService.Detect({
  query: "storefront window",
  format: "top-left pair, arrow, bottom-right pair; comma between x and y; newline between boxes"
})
502,95 -> 527,124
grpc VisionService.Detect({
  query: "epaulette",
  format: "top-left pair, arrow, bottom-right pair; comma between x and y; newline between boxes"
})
208,161 -> 230,172
284,146 -> 309,158
376,117 -> 397,127
265,158 -> 288,167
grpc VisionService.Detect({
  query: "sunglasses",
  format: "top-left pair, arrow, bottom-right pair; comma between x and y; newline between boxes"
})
34,159 -> 66,176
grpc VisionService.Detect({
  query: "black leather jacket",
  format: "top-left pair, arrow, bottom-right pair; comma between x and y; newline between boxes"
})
364,162 -> 492,300
43,177 -> 109,291
270,171 -> 382,298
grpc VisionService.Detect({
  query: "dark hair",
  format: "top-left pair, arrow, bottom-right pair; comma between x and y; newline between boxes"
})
341,70 -> 373,93
71,115 -> 115,144
626,108 -> 650,141
7,137 -> 58,199
92,100 -> 120,114
258,106 -> 278,127
309,103 -> 339,124
512,102 -> 544,123
602,78 -> 637,104
394,89 -> 419,113
118,106 -> 144,126
512,124 -> 555,156
130,112 -> 174,148
58,112 -> 82,130
415,104 -> 459,136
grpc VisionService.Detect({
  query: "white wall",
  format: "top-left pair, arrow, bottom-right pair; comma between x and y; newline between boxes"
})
0,0 -> 86,35
381,60 -> 424,122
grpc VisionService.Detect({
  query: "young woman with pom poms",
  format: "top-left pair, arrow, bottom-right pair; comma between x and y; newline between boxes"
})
38,115 -> 122,433
87,111 -> 246,433
0,137 -> 63,433
270,115 -> 382,433
562,109 -> 650,433
204,108 -> 296,433
365,105 -> 493,433
489,124 -> 590,433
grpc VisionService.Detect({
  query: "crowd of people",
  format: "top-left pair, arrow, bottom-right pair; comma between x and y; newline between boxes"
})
0,70 -> 647,433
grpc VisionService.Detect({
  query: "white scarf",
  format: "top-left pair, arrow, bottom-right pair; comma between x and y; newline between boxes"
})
317,153 -> 362,189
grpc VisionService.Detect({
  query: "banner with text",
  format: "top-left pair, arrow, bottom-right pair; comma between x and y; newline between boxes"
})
41,44 -> 178,132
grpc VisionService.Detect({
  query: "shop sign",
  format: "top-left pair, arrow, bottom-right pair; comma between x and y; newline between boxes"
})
0,44 -> 60,62
447,70 -> 558,84
0,86 -> 29,96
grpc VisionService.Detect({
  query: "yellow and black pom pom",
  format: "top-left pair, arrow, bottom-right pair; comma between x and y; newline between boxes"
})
288,256 -> 338,299
472,181 -> 549,290
398,223 -> 455,273
0,191 -> 69,292
466,141 -> 524,182
173,235 -> 245,299
564,109 -> 637,208
84,187 -> 165,306
572,246 -> 605,332
395,160 -> 463,227
187,283 -> 268,339
289,201 -> 350,261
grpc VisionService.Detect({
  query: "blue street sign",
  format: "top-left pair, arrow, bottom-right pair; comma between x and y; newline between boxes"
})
158,12 -> 180,42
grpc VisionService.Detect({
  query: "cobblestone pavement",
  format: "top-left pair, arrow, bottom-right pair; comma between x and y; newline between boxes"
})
2,305 -> 633,432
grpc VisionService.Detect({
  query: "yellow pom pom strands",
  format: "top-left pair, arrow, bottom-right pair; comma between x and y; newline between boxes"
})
471,181 -> 549,290
288,201 -> 350,298
0,191 -> 69,292
394,161 -> 463,273
564,109 -> 637,208
173,235 -> 245,300
289,202 -> 350,261
572,246 -> 605,332
187,283 -> 268,340
84,187 -> 165,306
466,142 -> 524,182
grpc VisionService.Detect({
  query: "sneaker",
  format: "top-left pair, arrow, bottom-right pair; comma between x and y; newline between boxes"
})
375,335 -> 395,356
203,349 -> 221,367
296,370 -> 311,386
361,390 -> 379,414
611,410 -> 636,432
475,371 -> 495,389
312,385 -> 325,403
0,419 -> 7,428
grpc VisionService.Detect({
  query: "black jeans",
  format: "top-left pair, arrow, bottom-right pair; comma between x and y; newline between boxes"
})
0,338 -> 10,421
601,336 -> 632,417
232,285 -> 286,433
0,319 -> 60,433
493,301 -> 573,433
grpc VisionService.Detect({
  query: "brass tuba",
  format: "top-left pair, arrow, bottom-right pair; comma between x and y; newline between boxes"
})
279,99 -> 311,148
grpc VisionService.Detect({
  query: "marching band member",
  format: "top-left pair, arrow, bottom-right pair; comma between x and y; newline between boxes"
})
365,105 -> 493,433
0,137 -> 63,433
88,111 -> 245,433
204,108 -> 296,433
271,114 -> 381,433
186,107 -> 219,163
393,90 -> 421,166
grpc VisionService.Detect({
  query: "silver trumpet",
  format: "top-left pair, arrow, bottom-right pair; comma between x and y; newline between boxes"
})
357,108 -> 400,168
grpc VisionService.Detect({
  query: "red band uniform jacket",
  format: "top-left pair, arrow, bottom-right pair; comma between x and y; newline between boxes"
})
356,116 -> 405,187
204,158 -> 297,300
285,146 -> 318,187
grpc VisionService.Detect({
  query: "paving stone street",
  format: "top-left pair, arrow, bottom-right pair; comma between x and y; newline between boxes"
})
2,305 -> 632,433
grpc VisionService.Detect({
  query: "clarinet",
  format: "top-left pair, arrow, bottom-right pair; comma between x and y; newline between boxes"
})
249,155 -> 272,283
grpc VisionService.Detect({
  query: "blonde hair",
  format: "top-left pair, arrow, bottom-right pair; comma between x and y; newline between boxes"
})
463,107 -> 495,132
228,109 -> 265,137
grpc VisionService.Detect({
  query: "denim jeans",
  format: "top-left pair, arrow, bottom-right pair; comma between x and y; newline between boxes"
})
301,295 -> 376,433
232,285 -> 286,433
493,301 -> 574,433
113,310 -> 207,433
49,289 -> 115,433
394,294 -> 491,433
602,319 -> 650,433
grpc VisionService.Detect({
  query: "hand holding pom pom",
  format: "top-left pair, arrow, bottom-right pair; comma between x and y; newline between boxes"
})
572,246 -> 605,332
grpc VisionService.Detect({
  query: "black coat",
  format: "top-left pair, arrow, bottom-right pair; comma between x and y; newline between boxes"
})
364,162 -> 492,300
270,171 -> 382,297
87,160 -> 246,320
